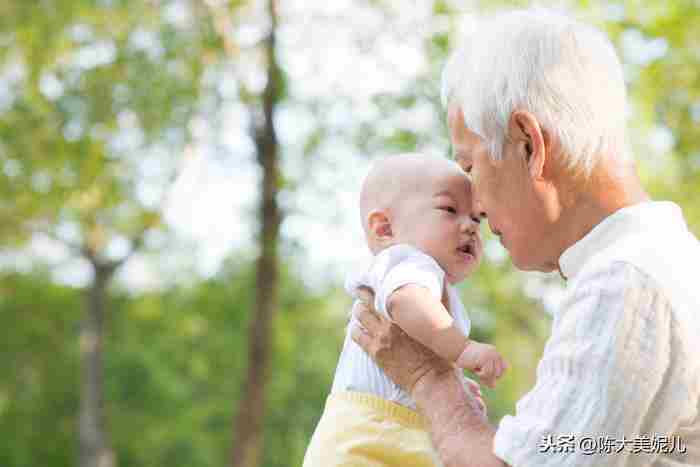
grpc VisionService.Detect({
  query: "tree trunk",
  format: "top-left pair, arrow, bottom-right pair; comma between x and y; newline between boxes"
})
231,1 -> 282,466
79,264 -> 116,467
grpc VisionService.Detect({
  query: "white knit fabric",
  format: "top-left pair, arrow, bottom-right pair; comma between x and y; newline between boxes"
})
494,201 -> 700,467
331,244 -> 472,410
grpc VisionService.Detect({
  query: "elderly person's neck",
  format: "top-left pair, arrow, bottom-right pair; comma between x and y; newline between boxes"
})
554,155 -> 650,269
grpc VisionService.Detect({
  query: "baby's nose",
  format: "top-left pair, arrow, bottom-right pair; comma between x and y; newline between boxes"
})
460,215 -> 480,233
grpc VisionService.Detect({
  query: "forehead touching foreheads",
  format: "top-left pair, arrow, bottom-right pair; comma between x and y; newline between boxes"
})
359,153 -> 471,227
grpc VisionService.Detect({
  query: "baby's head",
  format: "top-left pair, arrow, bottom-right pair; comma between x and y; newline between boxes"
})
360,153 -> 482,284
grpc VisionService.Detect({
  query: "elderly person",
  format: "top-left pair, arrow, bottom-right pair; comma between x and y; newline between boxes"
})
352,8 -> 700,467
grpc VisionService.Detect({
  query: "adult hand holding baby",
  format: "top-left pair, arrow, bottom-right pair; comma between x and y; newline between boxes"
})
351,286 -> 487,415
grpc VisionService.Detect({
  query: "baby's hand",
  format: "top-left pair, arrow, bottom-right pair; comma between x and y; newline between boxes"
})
456,341 -> 508,388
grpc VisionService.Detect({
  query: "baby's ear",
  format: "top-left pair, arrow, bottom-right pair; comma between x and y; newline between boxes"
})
367,210 -> 393,242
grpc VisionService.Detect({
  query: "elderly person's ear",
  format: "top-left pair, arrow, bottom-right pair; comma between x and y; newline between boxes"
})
508,110 -> 547,180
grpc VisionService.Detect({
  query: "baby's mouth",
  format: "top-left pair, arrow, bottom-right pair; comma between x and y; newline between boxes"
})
457,242 -> 475,258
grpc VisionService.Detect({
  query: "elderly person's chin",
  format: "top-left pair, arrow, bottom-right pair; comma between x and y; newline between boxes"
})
506,239 -> 558,273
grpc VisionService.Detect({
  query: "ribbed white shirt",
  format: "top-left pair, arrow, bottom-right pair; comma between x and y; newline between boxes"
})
493,201 -> 700,467
331,244 -> 472,410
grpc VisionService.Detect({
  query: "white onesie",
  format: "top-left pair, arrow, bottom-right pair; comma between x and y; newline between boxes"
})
331,244 -> 472,410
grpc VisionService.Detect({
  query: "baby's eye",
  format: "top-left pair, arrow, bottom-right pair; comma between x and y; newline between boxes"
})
439,206 -> 457,214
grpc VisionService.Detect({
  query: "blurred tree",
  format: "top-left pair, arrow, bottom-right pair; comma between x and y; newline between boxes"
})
214,0 -> 285,465
0,1 -> 220,465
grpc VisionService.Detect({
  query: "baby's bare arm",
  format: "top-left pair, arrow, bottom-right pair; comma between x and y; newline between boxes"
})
386,284 -> 468,364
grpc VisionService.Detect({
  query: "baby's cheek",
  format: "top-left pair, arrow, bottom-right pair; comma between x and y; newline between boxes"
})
412,218 -> 439,246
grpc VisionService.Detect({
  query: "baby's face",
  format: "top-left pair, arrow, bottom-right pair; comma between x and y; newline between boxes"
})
392,163 -> 483,284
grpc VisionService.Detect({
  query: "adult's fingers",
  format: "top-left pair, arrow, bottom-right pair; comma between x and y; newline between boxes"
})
462,376 -> 482,398
351,321 -> 372,351
356,286 -> 375,306
477,396 -> 487,415
462,376 -> 487,415
473,392 -> 487,415
352,300 -> 383,331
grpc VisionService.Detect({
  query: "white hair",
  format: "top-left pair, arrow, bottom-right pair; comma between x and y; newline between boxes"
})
441,8 -> 630,176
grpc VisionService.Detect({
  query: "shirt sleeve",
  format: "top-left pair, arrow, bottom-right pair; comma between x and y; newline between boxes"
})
345,244 -> 445,317
494,261 -> 682,467
374,245 -> 445,316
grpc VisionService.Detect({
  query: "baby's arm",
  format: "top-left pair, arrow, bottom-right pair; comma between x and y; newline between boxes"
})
387,285 -> 507,387
387,284 -> 466,363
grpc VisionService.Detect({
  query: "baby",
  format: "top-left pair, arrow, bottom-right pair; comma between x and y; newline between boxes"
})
303,153 -> 508,467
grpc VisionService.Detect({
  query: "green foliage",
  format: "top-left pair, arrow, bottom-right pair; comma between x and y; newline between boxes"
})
0,262 -> 343,467
0,272 -> 81,467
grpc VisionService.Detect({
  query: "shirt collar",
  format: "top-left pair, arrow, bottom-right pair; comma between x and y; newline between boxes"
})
558,201 -> 686,281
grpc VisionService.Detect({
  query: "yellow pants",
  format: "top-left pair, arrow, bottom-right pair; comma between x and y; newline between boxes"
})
302,391 -> 444,467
